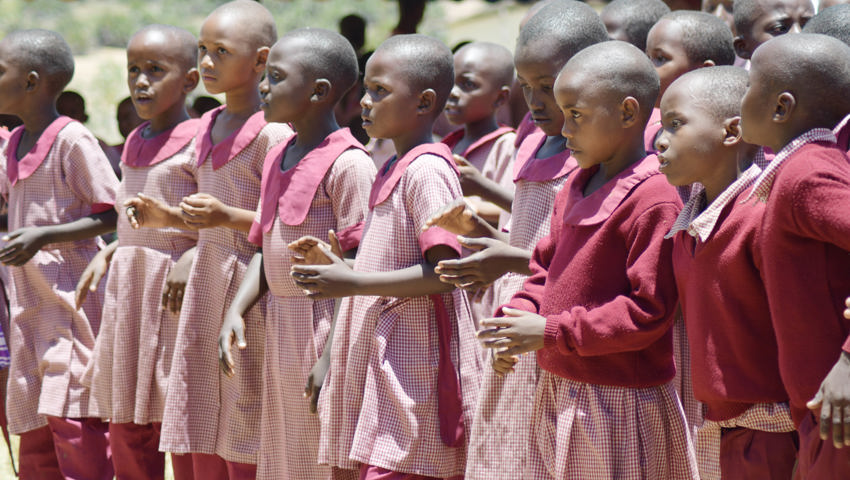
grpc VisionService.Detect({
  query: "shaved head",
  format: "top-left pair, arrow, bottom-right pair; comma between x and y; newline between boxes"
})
753,33 -> 850,125
454,42 -> 515,87
274,28 -> 359,102
206,0 -> 277,49
130,24 -> 197,72
669,66 -> 748,120
517,0 -> 609,65
373,34 -> 454,109
601,0 -> 671,51
659,11 -> 736,65
1,29 -> 74,94
561,40 -> 660,120
804,4 -> 850,47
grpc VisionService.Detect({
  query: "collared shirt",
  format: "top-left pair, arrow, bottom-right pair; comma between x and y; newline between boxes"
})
666,165 -> 762,242
746,128 -> 837,202
833,112 -> 850,137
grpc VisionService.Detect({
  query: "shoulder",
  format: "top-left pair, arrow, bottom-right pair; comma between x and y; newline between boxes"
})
332,147 -> 375,171
258,121 -> 294,145
406,153 -> 455,178
56,121 -> 99,147
777,143 -> 850,197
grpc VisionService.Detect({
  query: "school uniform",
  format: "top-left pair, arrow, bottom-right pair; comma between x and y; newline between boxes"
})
82,119 -> 200,480
748,129 -> 850,479
670,165 -> 796,480
159,106 -> 292,476
834,112 -> 850,152
503,154 -> 698,479
0,129 -> 10,373
644,107 -> 662,154
0,116 -> 118,479
318,143 -> 482,478
246,128 -> 375,480
465,129 -> 576,480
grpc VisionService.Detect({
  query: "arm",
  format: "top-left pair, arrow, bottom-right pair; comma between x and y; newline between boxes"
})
304,298 -> 341,414
180,193 -> 255,232
0,209 -> 118,267
454,155 -> 514,212
422,198 -> 508,241
219,251 -> 267,376
124,193 -> 194,230
434,236 -> 531,296
162,246 -> 196,314
75,238 -> 119,309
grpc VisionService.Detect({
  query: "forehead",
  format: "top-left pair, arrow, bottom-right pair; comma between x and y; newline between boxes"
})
756,0 -> 813,15
128,31 -> 179,58
647,19 -> 685,47
200,11 -> 254,45
555,67 -> 609,105
268,36 -> 311,65
364,48 -> 409,82
514,48 -> 563,80
661,75 -> 706,109
454,47 -> 497,74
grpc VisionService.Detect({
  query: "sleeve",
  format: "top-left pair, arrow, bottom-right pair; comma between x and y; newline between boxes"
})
491,133 -> 517,193
0,159 -> 8,201
62,127 -> 119,213
247,196 -> 263,247
327,149 -> 377,252
500,231 -> 557,315
789,163 -> 850,252
407,155 -> 463,256
543,202 -> 680,357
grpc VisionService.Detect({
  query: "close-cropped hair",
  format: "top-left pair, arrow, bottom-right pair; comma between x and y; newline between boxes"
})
4,29 -> 74,94
375,34 -> 454,110
131,24 -> 198,72
208,0 -> 277,49
602,0 -> 672,51
518,0 -> 610,60
733,0 -> 764,34
661,11 -> 736,65
803,4 -> 850,47
281,28 -> 359,100
676,65 -> 749,120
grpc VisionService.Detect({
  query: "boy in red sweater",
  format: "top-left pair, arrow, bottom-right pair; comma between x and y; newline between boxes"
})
658,66 -> 796,480
740,33 -> 850,478
478,41 -> 697,478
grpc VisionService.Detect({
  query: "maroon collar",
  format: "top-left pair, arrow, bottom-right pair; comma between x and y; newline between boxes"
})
369,142 -> 457,209
122,119 -> 200,168
5,116 -> 74,185
441,125 -> 515,158
195,106 -> 267,170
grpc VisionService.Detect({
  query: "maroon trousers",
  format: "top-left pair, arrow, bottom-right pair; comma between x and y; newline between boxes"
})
109,422 -> 194,480
794,413 -> 850,479
19,417 -> 112,480
720,427 -> 798,479
191,452 -> 256,479
359,464 -> 463,480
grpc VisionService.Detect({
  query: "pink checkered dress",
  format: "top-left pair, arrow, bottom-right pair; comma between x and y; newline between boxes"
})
159,107 -> 292,463
248,129 -> 375,480
466,131 -> 576,480
318,145 -> 482,477
85,120 -> 200,425
0,117 -> 119,434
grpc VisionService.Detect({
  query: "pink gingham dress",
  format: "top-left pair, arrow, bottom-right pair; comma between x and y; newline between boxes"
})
85,119 -> 200,424
318,143 -> 482,477
159,107 -> 292,463
466,130 -> 576,480
0,131 -> 11,370
247,128 -> 375,480
0,117 -> 118,434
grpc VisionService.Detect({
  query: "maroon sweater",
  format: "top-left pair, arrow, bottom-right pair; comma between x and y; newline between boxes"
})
760,142 -> 850,425
503,155 -> 682,387
673,190 -> 789,421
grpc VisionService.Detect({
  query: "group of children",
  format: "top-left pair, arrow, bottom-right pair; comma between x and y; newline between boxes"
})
0,0 -> 849,479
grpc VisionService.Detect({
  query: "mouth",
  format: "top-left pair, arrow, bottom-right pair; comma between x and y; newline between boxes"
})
201,72 -> 216,83
361,116 -> 373,127
134,92 -> 153,103
531,116 -> 550,125
658,155 -> 671,171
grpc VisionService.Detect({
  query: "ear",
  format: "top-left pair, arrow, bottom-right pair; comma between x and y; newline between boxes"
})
773,91 -> 796,124
733,36 -> 751,60
493,85 -> 511,109
702,59 -> 716,68
416,88 -> 437,115
311,79 -> 332,103
254,46 -> 270,72
25,71 -> 39,92
183,68 -> 200,93
620,96 -> 640,128
722,116 -> 743,146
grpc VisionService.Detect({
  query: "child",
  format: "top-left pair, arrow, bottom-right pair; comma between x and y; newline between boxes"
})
600,0 -> 671,52
739,33 -> 850,479
290,34 -> 481,479
477,41 -> 697,479
0,29 -> 118,479
127,2 -> 292,478
217,28 -> 375,480
424,3 -> 609,478
75,24 -> 201,480
658,66 -> 796,480
732,0 -> 814,59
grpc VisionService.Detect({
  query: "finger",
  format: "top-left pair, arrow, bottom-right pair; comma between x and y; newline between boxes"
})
310,385 -> 321,414
480,337 -> 516,350
234,322 -> 247,349
458,236 -> 490,251
291,264 -> 321,276
820,399 -> 832,442
480,317 -> 514,329
161,285 -> 171,310
287,237 -> 320,251
219,335 -> 236,377
844,404 -> 850,447
328,230 -> 342,258
501,307 -> 528,317
808,391 -> 824,412
304,375 -> 314,397
168,287 -> 182,314
180,202 -> 205,216
501,344 -> 532,357
75,275 -> 92,310
834,401 -> 844,448
1,230 -> 21,242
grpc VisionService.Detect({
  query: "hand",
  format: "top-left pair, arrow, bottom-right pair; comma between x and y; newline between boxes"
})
844,296 -> 850,320
123,193 -> 180,230
289,230 -> 343,266
454,155 -> 489,198
162,248 -> 195,314
477,307 -> 547,356
434,236 -> 518,292
75,246 -> 113,309
491,350 -> 519,376
0,227 -> 50,266
422,198 -> 481,236
290,243 -> 358,299
218,308 -> 247,377
304,355 -> 330,414
180,193 -> 231,229
807,351 -> 850,448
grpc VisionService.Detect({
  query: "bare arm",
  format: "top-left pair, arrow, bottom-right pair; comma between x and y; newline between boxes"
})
219,251 -> 268,376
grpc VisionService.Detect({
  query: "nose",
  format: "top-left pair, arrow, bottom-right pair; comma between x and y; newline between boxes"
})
258,76 -> 269,95
655,130 -> 669,153
360,91 -> 372,110
448,85 -> 460,101
560,118 -> 574,139
200,52 -> 213,70
790,22 -> 802,34
527,89 -> 545,112
135,73 -> 150,89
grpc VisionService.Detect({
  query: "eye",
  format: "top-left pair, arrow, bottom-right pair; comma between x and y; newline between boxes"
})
570,110 -> 581,119
151,65 -> 164,73
768,22 -> 789,35
652,55 -> 669,67
670,118 -> 683,129
198,45 -> 207,53
375,85 -> 387,94
128,65 -> 140,74
217,47 -> 227,55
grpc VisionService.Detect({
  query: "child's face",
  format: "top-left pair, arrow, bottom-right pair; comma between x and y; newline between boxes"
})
740,55 -> 777,147
444,47 -> 505,126
117,100 -> 143,138
198,12 -> 263,95
737,0 -> 813,57
515,49 -> 565,137
555,70 -> 625,169
360,49 -> 421,140
702,0 -> 736,34
646,19 -> 700,107
259,39 -> 314,125
126,31 -> 193,122
0,41 -> 27,116
656,77 -> 728,187
600,9 -> 630,44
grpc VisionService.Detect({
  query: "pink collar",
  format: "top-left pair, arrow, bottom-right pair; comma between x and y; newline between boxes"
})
441,125 -> 515,157
5,116 -> 74,185
562,154 -> 662,226
122,119 -> 201,168
369,142 -> 457,209
513,130 -> 577,182
195,105 -> 267,170
644,107 -> 662,154
257,128 -> 366,231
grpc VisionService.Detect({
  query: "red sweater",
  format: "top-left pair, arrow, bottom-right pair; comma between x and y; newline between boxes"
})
503,155 -> 682,387
673,191 -> 788,421
761,142 -> 850,425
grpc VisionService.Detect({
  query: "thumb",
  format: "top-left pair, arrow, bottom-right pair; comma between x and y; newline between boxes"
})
235,323 -> 247,349
328,230 -> 343,258
2,230 -> 22,242
458,235 -> 490,251
319,242 -> 343,265
453,154 -> 471,167
807,389 -> 824,411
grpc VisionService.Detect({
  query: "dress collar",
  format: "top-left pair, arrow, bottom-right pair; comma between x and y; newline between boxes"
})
122,119 -> 200,168
368,142 -> 457,209
5,116 -> 74,185
441,125 -> 515,158
195,105 -> 267,170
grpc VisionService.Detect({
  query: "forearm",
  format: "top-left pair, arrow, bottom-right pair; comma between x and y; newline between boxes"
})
471,177 -> 514,212
353,262 -> 455,297
42,210 -> 117,244
223,206 -> 257,233
229,252 -> 268,316
100,238 -> 120,261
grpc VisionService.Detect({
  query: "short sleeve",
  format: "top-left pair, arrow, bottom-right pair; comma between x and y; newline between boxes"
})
327,148 -> 376,252
60,125 -> 119,213
247,196 -> 263,247
405,154 -> 463,255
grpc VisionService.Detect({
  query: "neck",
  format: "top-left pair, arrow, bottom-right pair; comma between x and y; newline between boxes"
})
147,103 -> 190,136
223,83 -> 262,119
292,111 -> 340,151
462,116 -> 499,144
597,133 -> 645,181
20,102 -> 60,138
392,122 -> 435,158
701,155 -> 740,205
